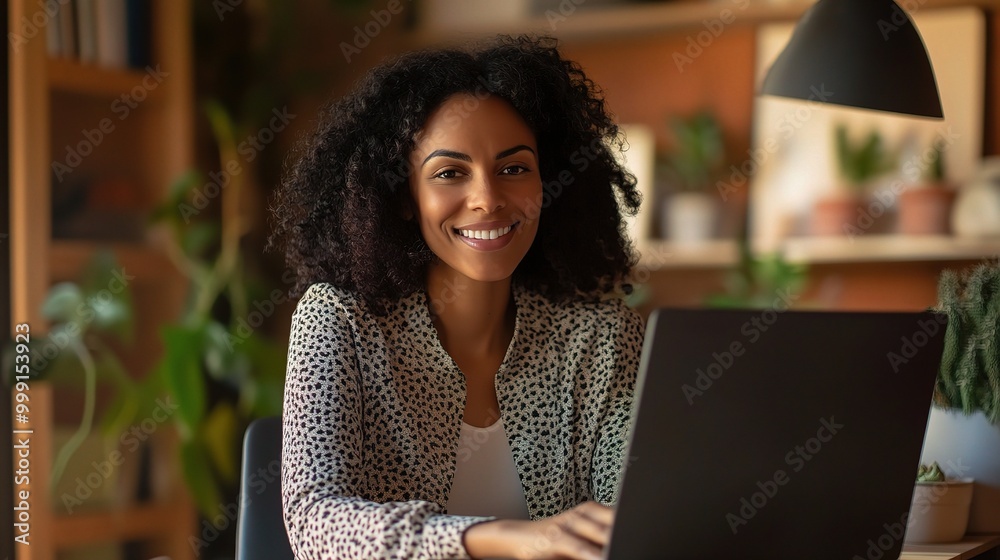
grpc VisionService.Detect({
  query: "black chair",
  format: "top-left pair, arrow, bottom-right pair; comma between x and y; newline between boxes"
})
236,416 -> 294,560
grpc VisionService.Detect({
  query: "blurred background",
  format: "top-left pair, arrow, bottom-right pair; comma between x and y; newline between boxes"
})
5,0 -> 1000,559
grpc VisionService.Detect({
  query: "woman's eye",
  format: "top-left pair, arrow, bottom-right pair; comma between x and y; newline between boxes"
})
501,165 -> 530,176
433,169 -> 460,180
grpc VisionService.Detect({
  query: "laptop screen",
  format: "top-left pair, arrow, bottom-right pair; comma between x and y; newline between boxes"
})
608,308 -> 945,560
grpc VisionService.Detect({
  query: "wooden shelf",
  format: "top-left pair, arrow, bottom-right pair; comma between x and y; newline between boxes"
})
49,240 -> 175,283
52,502 -> 190,548
408,0 -> 1000,46
638,239 -> 739,269
782,235 -> 1000,264
901,533 -> 1000,559
48,58 -> 163,101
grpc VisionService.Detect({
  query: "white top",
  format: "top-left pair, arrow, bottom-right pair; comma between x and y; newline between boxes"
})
446,418 -> 531,520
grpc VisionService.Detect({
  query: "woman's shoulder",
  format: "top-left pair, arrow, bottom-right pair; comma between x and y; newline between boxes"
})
292,282 -> 368,326
519,285 -> 644,335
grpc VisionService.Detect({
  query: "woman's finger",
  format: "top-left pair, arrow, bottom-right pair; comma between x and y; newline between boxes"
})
560,505 -> 613,547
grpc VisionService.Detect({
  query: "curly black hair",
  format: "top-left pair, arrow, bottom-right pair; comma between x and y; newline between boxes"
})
270,35 -> 641,315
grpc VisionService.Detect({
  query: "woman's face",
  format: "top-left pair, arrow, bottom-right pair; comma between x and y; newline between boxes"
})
408,93 -> 542,284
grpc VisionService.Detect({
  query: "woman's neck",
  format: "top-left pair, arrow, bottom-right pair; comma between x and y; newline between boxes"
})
425,265 -> 515,359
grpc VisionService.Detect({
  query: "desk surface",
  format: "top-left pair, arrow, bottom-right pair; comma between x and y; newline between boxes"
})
901,535 -> 1000,560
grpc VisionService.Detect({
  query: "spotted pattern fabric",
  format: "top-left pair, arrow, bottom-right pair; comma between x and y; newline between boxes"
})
281,281 -> 645,559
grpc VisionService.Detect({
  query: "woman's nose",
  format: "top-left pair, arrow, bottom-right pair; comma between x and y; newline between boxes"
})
467,175 -> 506,213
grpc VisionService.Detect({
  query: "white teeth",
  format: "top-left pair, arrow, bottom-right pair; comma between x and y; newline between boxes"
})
458,225 -> 513,240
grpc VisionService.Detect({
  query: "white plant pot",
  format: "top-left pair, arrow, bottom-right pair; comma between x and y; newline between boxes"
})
904,480 -> 974,543
952,157 -> 1000,237
920,407 -> 1000,533
662,192 -> 717,243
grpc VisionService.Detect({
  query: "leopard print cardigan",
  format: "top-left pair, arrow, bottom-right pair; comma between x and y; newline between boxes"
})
281,281 -> 645,559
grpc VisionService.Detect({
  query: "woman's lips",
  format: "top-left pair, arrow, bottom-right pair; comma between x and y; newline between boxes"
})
454,222 -> 519,251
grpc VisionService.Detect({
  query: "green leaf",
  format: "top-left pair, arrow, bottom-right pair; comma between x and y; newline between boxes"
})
240,334 -> 287,417
42,283 -> 84,325
180,438 -> 223,518
182,223 -> 221,258
203,402 -> 240,485
203,320 -> 246,385
160,325 -> 207,440
35,338 -> 84,384
88,297 -> 131,334
152,169 -> 205,225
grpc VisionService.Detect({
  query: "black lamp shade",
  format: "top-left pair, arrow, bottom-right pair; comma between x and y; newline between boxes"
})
760,0 -> 943,119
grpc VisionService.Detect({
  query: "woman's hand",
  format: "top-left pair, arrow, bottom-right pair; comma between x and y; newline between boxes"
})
463,501 -> 614,560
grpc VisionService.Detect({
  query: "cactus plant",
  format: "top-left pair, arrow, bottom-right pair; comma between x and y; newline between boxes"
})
934,260 -> 1000,424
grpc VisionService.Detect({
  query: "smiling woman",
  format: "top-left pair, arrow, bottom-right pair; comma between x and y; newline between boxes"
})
269,35 -> 645,560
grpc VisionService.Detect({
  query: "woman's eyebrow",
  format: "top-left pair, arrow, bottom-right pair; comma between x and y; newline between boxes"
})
421,145 -> 536,167
496,145 -> 535,160
421,149 -> 471,167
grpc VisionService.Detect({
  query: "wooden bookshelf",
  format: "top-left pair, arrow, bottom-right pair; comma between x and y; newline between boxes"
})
409,0 -> 1000,46
783,235 -> 1000,265
9,0 -> 196,558
47,58 -> 165,101
14,383 -> 195,560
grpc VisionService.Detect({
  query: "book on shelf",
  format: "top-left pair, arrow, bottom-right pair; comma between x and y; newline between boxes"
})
77,0 -> 98,63
46,0 -> 152,70
57,0 -> 77,59
95,0 -> 128,68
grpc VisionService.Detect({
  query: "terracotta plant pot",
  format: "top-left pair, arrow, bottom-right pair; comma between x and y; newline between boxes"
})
898,185 -> 956,235
811,195 -> 865,236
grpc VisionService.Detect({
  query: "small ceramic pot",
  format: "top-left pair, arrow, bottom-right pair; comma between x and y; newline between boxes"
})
904,479 -> 974,544
897,185 -> 956,235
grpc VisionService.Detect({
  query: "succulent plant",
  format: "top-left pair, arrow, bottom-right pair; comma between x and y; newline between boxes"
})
934,261 -> 1000,424
917,462 -> 946,483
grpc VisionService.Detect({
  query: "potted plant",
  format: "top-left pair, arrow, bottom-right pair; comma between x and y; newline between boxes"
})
951,157 -> 1000,238
898,138 -> 956,235
657,111 -> 725,243
812,124 -> 895,236
920,260 -> 1000,533
905,462 -> 974,544
704,239 -> 808,309
6,251 -> 163,513
150,101 -> 288,524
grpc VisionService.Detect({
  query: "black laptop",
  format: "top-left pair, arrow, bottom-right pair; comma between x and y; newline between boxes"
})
607,308 -> 946,560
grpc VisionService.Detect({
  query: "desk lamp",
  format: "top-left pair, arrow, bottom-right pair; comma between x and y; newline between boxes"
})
760,0 -> 944,119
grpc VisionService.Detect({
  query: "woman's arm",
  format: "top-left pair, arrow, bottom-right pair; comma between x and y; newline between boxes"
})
590,301 -> 645,504
280,285 -> 485,560
463,501 -> 614,560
